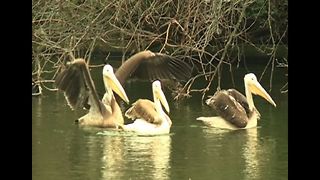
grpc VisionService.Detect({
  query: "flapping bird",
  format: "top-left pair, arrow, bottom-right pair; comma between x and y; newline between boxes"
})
55,59 -> 129,128
55,50 -> 191,128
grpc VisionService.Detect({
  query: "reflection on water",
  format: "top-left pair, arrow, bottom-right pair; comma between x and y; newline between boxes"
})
243,128 -> 260,179
242,128 -> 263,180
100,135 -> 126,179
200,126 -> 280,180
96,132 -> 171,179
33,96 -> 43,127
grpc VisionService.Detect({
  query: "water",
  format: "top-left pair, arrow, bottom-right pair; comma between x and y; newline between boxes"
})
32,64 -> 288,180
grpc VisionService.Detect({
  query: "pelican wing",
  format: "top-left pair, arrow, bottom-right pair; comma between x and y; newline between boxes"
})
226,89 -> 251,117
125,99 -> 163,125
206,90 -> 248,128
55,59 -> 106,116
115,51 -> 192,86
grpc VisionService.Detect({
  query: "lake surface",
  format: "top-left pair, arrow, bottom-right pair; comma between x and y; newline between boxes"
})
32,63 -> 288,180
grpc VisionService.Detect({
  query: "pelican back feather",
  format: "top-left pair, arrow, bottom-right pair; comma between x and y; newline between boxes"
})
226,89 -> 252,117
206,90 -> 248,128
125,99 -> 163,125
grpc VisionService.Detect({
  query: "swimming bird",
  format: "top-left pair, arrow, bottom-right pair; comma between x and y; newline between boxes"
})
197,73 -> 276,130
55,59 -> 129,128
120,80 -> 172,135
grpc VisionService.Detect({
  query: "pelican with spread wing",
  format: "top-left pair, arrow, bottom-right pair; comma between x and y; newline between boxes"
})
55,50 -> 191,129
55,59 -> 129,128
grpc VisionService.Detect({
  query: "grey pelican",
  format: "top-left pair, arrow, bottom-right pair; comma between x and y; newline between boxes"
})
55,59 -> 129,128
120,80 -> 172,135
55,50 -> 191,128
197,73 -> 276,130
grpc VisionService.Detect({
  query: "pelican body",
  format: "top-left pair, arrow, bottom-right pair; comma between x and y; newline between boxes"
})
197,73 -> 276,130
120,80 -> 172,135
55,59 -> 129,128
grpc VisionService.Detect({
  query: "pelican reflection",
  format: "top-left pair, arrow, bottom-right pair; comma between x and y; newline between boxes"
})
99,132 -> 172,179
200,127 -> 275,179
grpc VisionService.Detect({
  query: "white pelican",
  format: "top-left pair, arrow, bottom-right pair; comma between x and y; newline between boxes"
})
55,59 -> 129,128
197,73 -> 276,130
119,80 -> 172,135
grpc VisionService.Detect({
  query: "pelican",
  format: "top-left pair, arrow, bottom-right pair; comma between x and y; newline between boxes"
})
119,80 -> 172,135
55,50 -> 191,128
197,73 -> 276,130
55,59 -> 129,128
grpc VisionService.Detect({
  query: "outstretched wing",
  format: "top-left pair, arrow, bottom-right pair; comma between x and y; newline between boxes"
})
206,90 -> 248,128
115,51 -> 192,86
125,99 -> 163,125
55,59 -> 105,116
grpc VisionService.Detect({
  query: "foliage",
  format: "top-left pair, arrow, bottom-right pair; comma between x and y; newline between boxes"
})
32,0 -> 288,98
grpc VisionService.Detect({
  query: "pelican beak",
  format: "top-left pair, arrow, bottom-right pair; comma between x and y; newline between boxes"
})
103,65 -> 129,104
159,88 -> 170,113
249,81 -> 276,107
154,81 -> 170,113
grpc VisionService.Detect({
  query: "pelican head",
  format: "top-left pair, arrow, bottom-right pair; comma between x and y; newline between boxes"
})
152,80 -> 170,113
103,64 -> 129,104
244,73 -> 276,107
